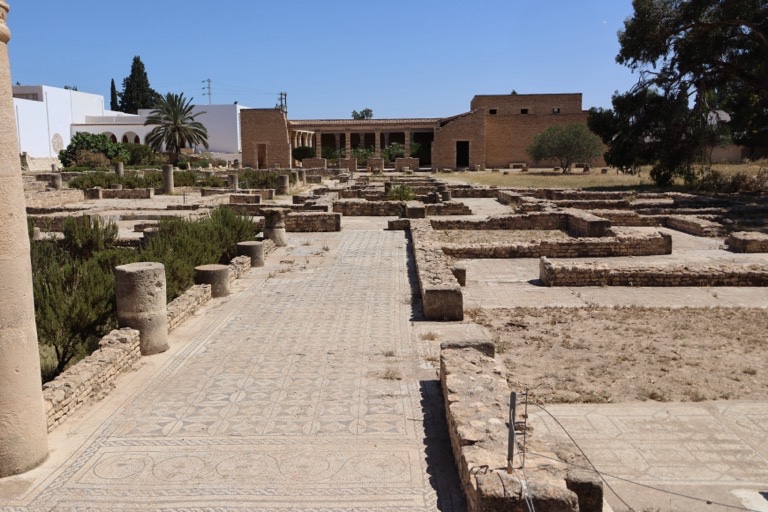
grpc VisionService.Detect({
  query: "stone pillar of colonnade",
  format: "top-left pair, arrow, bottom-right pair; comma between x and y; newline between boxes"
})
374,130 -> 381,158
0,0 -> 50,477
315,131 -> 322,158
344,130 -> 351,157
404,130 -> 411,160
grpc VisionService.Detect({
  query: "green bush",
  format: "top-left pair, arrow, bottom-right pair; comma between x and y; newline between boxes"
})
32,230 -> 136,380
74,149 -> 112,169
59,132 -> 129,168
139,207 -> 257,300
292,146 -> 315,161
68,171 -> 121,190
387,184 -> 415,201
62,216 -> 118,259
122,143 -> 155,166
696,168 -> 768,194
240,170 -> 294,190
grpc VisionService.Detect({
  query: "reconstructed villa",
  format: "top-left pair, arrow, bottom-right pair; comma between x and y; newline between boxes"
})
241,93 -> 592,170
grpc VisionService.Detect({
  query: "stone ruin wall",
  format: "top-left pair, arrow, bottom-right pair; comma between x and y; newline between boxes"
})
727,231 -> 768,253
539,257 -> 768,287
333,200 -> 404,216
441,231 -> 672,259
408,219 -> 463,321
441,341 -> 602,512
24,189 -> 85,208
284,212 -> 341,232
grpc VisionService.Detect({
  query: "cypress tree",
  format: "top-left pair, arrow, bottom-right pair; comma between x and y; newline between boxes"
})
118,56 -> 160,114
109,79 -> 119,111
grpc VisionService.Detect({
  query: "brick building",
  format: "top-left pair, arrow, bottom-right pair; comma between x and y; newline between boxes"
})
241,93 -> 594,170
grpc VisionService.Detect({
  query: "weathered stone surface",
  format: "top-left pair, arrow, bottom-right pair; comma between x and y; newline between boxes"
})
115,262 -> 169,356
195,264 -> 231,298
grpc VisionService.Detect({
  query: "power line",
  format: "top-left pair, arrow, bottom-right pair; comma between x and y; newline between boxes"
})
530,404 -> 757,512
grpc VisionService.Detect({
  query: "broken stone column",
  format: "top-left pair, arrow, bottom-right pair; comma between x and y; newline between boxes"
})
50,173 -> 62,190
162,164 -> 174,195
237,241 -> 265,267
277,174 -> 290,195
262,208 -> 287,247
114,262 -> 169,356
0,0 -> 50,477
114,161 -> 124,178
297,169 -> 306,184
441,190 -> 452,201
195,264 -> 230,298
229,173 -> 239,191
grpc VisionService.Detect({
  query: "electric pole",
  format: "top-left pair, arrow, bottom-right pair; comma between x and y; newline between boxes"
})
202,78 -> 212,105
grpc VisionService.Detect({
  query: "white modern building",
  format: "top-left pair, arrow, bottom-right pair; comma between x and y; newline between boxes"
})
12,85 -> 247,160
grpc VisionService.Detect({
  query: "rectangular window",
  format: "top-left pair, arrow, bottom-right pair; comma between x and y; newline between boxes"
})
552,107 -> 561,114
489,109 -> 497,115
520,108 -> 529,115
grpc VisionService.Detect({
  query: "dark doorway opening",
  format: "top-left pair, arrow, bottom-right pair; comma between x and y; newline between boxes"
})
456,141 -> 469,168
257,144 -> 267,169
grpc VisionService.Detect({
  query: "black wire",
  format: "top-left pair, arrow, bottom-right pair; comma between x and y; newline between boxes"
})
532,403 -> 638,512
529,404 -> 757,512
526,450 -> 757,512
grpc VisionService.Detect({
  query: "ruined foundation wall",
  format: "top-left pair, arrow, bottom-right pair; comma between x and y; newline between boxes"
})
539,257 -> 768,287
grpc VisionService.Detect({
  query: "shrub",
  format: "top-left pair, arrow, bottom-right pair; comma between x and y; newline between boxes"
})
68,171 -> 121,190
62,216 -> 118,259
387,184 -> 415,201
122,143 -> 155,166
696,168 -> 768,194
74,149 -> 112,169
240,170 -> 294,190
292,146 -> 315,161
59,132 -> 129,168
139,207 -> 257,300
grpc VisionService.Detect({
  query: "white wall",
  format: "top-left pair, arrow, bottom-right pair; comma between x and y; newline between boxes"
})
13,97 -> 50,157
12,85 -> 107,158
13,85 -> 246,157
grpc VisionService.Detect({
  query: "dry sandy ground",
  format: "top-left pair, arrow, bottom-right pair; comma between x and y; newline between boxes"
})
467,306 -> 768,404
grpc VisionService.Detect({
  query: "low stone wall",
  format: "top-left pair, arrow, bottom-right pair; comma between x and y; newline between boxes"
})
587,210 -> 662,227
432,212 -> 566,231
442,231 -> 672,259
285,212 -> 342,232
539,257 -> 768,286
303,158 -> 327,169
441,341 -> 601,512
663,215 -> 725,237
340,189 -> 387,201
497,190 -> 523,206
425,202 -> 473,216
166,284 -> 212,331
333,199 -> 404,216
449,186 -> 500,199
43,328 -> 141,432
230,194 -> 262,204
394,157 -> 419,172
228,256 -> 252,282
727,231 -> 768,253
85,188 -> 155,200
24,189 -> 85,208
410,219 -> 463,321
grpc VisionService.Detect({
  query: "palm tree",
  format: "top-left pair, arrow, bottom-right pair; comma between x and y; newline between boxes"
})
144,92 -> 208,162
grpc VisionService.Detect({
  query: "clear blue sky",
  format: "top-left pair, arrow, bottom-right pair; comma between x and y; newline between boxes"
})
7,0 -> 640,119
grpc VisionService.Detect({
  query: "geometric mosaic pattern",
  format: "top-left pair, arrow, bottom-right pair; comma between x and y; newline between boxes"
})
1,228 -> 465,511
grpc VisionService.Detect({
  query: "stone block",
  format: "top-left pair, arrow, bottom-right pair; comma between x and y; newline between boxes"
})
422,285 -> 463,321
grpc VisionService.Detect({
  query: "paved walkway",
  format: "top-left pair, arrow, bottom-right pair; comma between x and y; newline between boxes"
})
0,219 -> 464,511
530,401 -> 768,512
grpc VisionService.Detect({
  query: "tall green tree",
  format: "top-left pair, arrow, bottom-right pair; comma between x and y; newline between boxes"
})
351,108 -> 373,120
604,0 -> 768,184
109,79 -> 119,111
118,56 -> 161,114
526,124 -> 603,172
145,92 -> 209,162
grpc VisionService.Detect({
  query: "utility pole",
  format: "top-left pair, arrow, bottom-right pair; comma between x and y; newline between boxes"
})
202,78 -> 212,105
